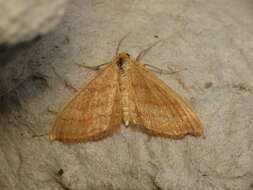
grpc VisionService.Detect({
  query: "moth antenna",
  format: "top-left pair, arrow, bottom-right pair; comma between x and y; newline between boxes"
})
115,32 -> 131,56
136,40 -> 162,61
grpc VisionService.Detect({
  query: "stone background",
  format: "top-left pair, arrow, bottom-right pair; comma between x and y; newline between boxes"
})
0,0 -> 253,190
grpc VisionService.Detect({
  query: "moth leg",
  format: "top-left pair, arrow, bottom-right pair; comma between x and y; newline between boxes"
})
51,64 -> 78,92
115,32 -> 131,56
143,64 -> 187,74
76,62 -> 110,70
136,40 -> 162,61
32,133 -> 48,138
47,106 -> 58,114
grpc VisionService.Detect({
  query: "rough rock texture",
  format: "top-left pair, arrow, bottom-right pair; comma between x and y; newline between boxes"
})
0,0 -> 67,107
0,0 -> 67,44
0,0 -> 253,190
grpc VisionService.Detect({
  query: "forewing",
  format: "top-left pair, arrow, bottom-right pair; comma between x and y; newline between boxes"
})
129,62 -> 203,138
50,64 -> 122,143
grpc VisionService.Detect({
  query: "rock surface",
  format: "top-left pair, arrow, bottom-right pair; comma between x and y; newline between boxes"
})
0,0 -> 67,44
0,0 -> 253,190
0,0 -> 67,111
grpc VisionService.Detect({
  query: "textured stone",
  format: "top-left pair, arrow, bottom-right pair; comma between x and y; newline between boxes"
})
0,0 -> 67,110
0,0 -> 67,44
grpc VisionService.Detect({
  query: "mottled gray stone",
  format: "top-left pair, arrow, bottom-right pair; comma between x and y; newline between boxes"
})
0,0 -> 67,44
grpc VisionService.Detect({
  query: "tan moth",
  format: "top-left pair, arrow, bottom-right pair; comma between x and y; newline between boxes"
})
50,35 -> 203,144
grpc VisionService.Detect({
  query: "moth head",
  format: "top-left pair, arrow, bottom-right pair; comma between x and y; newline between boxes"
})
116,52 -> 130,67
118,52 -> 130,58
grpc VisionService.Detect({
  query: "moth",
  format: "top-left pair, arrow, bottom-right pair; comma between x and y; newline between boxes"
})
50,36 -> 203,144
